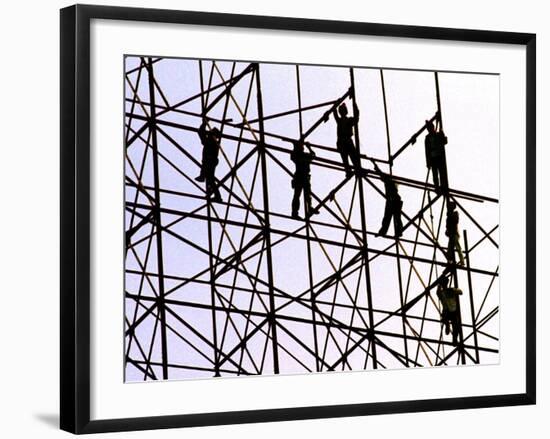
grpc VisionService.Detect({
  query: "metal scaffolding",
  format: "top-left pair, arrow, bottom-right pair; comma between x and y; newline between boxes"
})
124,56 -> 499,381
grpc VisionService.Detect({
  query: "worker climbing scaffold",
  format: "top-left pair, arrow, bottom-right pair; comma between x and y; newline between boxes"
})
375,168 -> 403,238
195,119 -> 223,203
436,276 -> 463,346
424,114 -> 449,196
290,138 -> 318,220
446,200 -> 465,265
324,92 -> 362,178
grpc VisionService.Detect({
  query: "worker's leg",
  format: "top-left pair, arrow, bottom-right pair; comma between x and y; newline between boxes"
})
204,166 -> 212,197
377,201 -> 392,236
212,161 -> 222,202
451,315 -> 459,346
393,200 -> 403,237
447,236 -> 456,263
211,178 -> 222,202
304,179 -> 316,216
432,165 -> 440,193
205,164 -> 221,202
292,181 -> 303,218
206,175 -> 221,202
205,176 -> 213,199
346,139 -> 362,174
195,150 -> 207,181
337,140 -> 353,176
441,311 -> 451,335
441,310 -> 451,335
454,233 -> 465,265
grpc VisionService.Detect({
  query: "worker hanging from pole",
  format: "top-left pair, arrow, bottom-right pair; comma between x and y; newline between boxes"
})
445,200 -> 465,265
195,118 -> 223,203
424,113 -> 449,196
325,89 -> 362,178
436,275 -> 463,346
290,138 -> 318,220
375,167 -> 403,238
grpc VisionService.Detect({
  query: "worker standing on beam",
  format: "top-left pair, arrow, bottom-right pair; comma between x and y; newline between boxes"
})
446,200 -> 465,266
326,94 -> 362,178
195,119 -> 223,203
290,139 -> 318,220
424,115 -> 449,195
436,276 -> 463,346
375,169 -> 403,238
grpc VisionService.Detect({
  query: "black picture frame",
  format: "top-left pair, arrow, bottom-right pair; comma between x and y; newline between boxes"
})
60,4 -> 536,434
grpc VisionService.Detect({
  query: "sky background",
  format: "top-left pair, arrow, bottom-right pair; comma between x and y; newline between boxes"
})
123,56 -> 500,382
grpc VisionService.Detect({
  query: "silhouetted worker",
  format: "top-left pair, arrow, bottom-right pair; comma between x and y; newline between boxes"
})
375,170 -> 403,238
424,118 -> 449,195
446,200 -> 465,265
291,139 -> 318,220
436,276 -> 463,346
195,120 -> 222,203
330,100 -> 362,178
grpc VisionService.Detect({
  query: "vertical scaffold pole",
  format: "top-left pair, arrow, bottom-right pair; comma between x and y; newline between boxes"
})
145,57 -> 169,380
350,68 -> 378,368
464,229 -> 480,363
380,69 -> 409,366
255,63 -> 280,374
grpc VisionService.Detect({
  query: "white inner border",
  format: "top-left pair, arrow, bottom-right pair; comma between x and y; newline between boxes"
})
90,19 -> 526,421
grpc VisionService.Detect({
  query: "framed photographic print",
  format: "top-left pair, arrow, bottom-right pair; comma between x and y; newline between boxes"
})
60,4 -> 536,434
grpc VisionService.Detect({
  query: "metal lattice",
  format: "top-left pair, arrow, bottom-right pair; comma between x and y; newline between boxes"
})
124,57 -> 499,381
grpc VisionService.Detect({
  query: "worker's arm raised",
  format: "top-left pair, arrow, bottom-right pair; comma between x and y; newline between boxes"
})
353,101 -> 360,122
332,106 -> 340,122
198,119 -> 208,142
